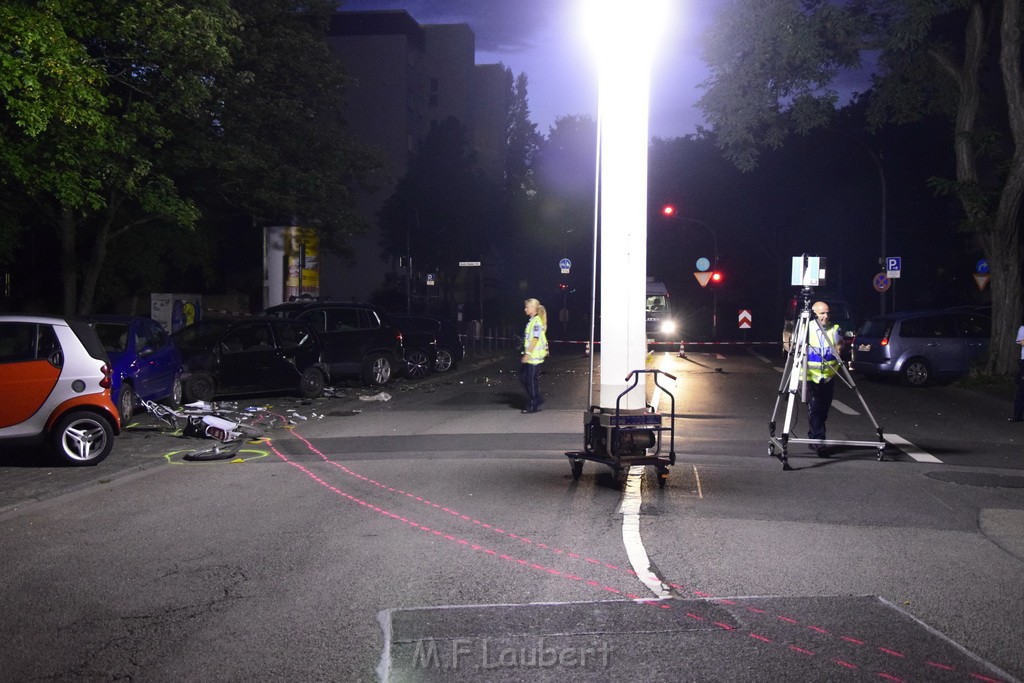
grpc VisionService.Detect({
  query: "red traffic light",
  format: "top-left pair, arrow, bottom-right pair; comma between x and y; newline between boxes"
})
710,271 -> 723,284
661,205 -> 677,217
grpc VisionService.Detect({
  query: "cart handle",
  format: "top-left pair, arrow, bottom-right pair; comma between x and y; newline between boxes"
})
624,368 -> 677,382
616,368 -> 678,415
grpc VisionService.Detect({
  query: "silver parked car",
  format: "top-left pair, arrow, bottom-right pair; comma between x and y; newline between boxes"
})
851,309 -> 990,386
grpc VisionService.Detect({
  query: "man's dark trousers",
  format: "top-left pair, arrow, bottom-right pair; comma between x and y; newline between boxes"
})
806,378 -> 834,440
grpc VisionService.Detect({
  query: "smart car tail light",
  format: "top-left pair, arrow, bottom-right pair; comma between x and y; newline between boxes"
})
99,363 -> 113,389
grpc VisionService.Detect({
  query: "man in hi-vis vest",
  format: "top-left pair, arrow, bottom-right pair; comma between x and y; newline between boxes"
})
806,301 -> 843,455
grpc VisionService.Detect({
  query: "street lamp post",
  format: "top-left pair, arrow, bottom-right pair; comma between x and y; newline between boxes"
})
661,206 -> 720,339
584,0 -> 668,411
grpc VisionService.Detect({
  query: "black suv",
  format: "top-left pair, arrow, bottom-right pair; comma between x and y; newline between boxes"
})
265,302 -> 404,387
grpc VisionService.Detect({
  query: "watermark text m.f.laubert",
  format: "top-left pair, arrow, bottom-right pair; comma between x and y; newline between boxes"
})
412,637 -> 613,670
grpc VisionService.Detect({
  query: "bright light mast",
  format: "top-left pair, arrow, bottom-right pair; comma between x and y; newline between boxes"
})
584,0 -> 668,409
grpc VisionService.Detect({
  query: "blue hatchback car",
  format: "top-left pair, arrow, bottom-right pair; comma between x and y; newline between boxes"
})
86,315 -> 183,422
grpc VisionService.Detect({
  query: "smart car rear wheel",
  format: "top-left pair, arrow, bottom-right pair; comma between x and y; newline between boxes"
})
184,373 -> 216,402
405,350 -> 431,379
361,353 -> 393,387
902,358 -> 931,387
118,385 -> 137,424
435,348 -> 456,373
299,367 -> 325,398
50,411 -> 114,466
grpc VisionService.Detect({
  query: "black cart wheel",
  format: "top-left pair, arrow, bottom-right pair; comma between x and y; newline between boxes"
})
570,459 -> 583,480
657,467 -> 668,488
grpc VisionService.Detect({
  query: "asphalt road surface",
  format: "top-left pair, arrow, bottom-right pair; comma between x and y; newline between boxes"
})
1,346 -> 1022,682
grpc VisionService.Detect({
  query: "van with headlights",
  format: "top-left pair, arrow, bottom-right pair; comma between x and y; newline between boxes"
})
646,278 -> 680,346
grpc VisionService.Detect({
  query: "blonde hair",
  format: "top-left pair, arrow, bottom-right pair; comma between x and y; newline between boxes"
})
525,298 -> 547,328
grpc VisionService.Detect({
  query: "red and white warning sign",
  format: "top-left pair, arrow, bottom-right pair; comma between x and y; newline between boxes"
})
738,309 -> 752,329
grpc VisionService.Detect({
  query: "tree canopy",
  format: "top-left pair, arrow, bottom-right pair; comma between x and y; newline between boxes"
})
1,0 -> 383,313
697,0 -> 1024,375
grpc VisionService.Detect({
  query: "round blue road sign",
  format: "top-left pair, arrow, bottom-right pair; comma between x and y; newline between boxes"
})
976,259 -> 989,274
696,257 -> 710,272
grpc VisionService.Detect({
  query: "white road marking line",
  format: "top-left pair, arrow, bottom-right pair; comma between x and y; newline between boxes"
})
832,399 -> 859,415
749,349 -> 772,363
619,466 -> 671,598
886,433 -> 942,463
613,353 -> 673,598
648,352 -> 676,412
693,465 -> 704,499
715,353 -> 726,360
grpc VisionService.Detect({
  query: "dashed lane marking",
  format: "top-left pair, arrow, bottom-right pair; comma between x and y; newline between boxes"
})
886,433 -> 942,463
831,400 -> 859,415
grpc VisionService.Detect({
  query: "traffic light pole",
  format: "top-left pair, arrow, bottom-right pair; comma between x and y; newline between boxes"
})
661,208 -> 720,339
712,287 -> 717,340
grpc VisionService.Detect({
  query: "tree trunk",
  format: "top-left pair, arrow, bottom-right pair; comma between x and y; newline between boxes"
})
943,2 -> 1023,377
60,207 -> 78,317
78,212 -> 113,315
987,0 -> 1024,376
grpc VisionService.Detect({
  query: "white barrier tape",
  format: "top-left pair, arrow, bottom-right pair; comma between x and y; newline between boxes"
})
549,339 -> 780,346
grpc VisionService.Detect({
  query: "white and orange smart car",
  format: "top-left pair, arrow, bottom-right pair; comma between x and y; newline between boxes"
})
0,315 -> 121,465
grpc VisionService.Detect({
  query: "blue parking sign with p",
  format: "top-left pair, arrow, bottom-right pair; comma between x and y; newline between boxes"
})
885,257 -> 901,271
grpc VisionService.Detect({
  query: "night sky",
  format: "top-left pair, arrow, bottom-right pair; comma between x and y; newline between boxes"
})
338,0 -> 714,137
333,1 -> 978,335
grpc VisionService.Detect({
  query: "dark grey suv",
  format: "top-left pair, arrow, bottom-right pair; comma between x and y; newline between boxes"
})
265,302 -> 404,387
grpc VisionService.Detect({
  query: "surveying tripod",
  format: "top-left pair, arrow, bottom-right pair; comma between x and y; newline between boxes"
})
768,288 -> 886,470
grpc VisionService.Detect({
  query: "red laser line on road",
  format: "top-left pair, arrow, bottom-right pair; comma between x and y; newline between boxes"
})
273,430 -> 1007,682
264,441 -> 897,675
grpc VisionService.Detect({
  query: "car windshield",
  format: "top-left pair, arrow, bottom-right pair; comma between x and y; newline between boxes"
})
94,322 -> 130,353
646,295 -> 668,312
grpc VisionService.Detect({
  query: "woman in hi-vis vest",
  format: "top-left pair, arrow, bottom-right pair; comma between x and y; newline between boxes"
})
520,298 -> 548,413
